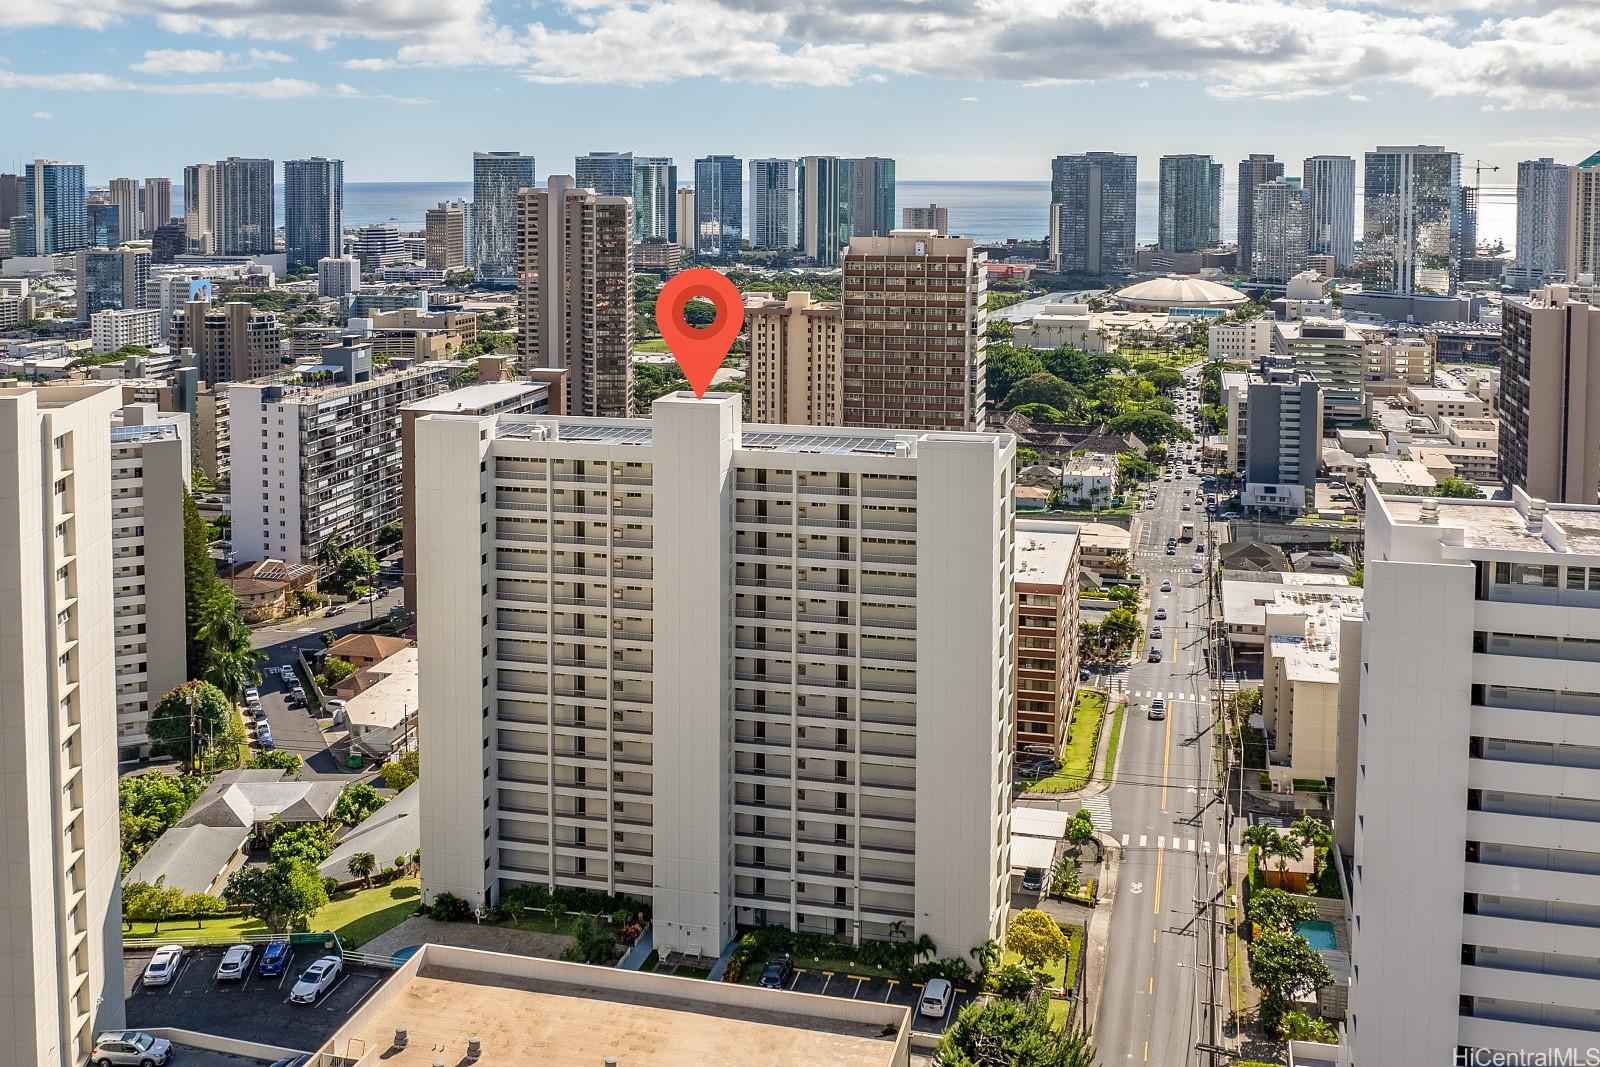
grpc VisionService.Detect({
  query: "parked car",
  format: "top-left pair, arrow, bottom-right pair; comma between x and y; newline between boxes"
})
91,1031 -> 172,1066
1021,867 -> 1045,892
141,945 -> 182,987
258,938 -> 291,977
215,943 -> 253,981
327,604 -> 346,617
325,698 -> 347,714
920,977 -> 955,1018
1148,698 -> 1167,721
244,686 -> 259,703
758,953 -> 794,989
291,685 -> 306,702
289,955 -> 343,1004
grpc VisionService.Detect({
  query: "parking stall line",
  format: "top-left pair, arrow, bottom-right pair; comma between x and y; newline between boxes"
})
819,971 -> 834,995
318,973 -> 352,1010
883,979 -> 896,1002
849,977 -> 865,998
346,975 -> 383,1014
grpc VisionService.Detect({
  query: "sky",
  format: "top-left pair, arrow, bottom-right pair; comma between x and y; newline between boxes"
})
1,0 -> 1598,184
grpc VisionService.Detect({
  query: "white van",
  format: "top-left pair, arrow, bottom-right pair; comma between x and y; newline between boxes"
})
920,977 -> 954,1018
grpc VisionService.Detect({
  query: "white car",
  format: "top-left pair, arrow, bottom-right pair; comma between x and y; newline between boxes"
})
244,686 -> 259,703
90,1031 -> 173,1066
920,976 -> 954,1018
289,955 -> 342,1004
142,945 -> 183,987
1160,580 -> 1173,592
215,943 -> 253,981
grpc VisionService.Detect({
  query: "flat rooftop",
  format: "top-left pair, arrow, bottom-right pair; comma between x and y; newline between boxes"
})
403,380 -> 547,414
1015,521 -> 1078,586
321,951 -> 908,1067
1381,490 -> 1600,556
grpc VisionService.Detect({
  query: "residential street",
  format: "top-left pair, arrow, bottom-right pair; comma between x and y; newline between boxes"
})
1093,373 -> 1236,1066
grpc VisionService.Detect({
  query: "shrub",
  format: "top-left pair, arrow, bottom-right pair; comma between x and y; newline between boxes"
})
428,891 -> 471,921
984,962 -> 1036,997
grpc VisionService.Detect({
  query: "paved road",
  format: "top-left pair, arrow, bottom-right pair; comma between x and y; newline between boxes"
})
1094,370 -> 1234,1066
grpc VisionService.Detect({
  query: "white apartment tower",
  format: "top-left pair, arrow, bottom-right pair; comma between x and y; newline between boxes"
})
109,403 -> 190,757
748,158 -> 798,250
1347,486 -> 1600,1062
416,393 -> 1014,958
0,385 -> 125,1066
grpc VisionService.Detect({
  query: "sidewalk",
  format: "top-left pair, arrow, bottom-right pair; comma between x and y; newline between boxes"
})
1082,829 -> 1120,1030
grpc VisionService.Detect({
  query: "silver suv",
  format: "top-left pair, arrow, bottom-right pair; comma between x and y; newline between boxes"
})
91,1031 -> 172,1066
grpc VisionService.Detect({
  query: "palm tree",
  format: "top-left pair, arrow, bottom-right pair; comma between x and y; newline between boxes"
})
348,852 -> 377,889
1291,817 -> 1331,852
1242,823 -> 1280,859
195,588 -> 262,701
1263,831 -> 1303,885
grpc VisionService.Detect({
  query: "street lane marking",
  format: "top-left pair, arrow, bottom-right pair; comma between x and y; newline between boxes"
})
1152,847 -> 1165,916
1121,834 -> 1129,847
1139,835 -> 1147,848
1160,693 -> 1174,811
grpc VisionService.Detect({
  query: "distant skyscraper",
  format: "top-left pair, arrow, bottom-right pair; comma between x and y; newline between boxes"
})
283,157 -> 344,271
182,163 -> 217,254
517,175 -> 634,417
1565,150 -> 1600,285
1497,284 -> 1600,502
215,156 -> 275,255
472,151 -> 535,284
1361,145 -> 1461,295
424,201 -> 467,270
631,156 -> 677,244
692,155 -> 742,261
150,222 -> 185,264
109,178 -> 141,244
1302,155 -> 1356,268
352,223 -> 405,270
1236,154 -> 1284,270
86,203 -> 120,248
799,156 -> 846,266
675,187 -> 695,262
846,156 -> 896,239
1515,158 -> 1569,285
1158,154 -> 1222,253
1250,178 -> 1309,283
0,173 -> 22,231
143,177 -> 172,235
16,159 -> 87,256
76,247 -> 151,321
1049,152 -> 1137,274
748,159 -> 798,250
574,151 -> 634,198
1460,185 -> 1479,257
903,204 -> 950,235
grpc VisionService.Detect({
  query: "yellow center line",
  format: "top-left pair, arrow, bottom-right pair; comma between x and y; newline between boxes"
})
1147,975 -> 1154,995
1144,1040 -> 1150,1062
1153,846 -> 1165,916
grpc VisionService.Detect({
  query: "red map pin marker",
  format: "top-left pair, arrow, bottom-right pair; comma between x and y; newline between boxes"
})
655,268 -> 744,399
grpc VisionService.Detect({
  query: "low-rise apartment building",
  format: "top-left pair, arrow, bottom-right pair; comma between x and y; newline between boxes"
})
1208,317 -> 1275,362
416,392 -> 1014,958
229,343 -> 465,566
1013,521 -> 1080,756
1347,485 -> 1600,1062
90,308 -> 161,354
1260,587 -> 1362,790
1061,453 -> 1115,507
1404,386 -> 1489,420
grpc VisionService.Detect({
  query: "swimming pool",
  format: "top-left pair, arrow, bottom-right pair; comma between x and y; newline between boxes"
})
1296,920 -> 1337,951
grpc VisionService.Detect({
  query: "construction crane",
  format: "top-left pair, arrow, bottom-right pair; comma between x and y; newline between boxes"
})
1469,159 -> 1501,188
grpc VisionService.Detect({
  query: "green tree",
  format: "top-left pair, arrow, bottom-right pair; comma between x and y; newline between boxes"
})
1248,927 -> 1335,1015
1050,856 -> 1080,897
935,999 -> 1097,1067
1434,476 -> 1480,499
632,361 -> 689,412
247,750 -> 304,777
1106,407 -> 1192,443
269,824 -> 335,868
119,772 -> 206,867
331,548 -> 379,596
183,490 -> 219,678
559,913 -> 620,965
1144,365 -> 1184,393
1005,908 -> 1069,971
124,882 -> 186,933
380,748 -> 420,791
1262,830 -> 1304,883
147,681 -> 233,771
1242,822 -> 1280,855
1291,816 -> 1332,852
1004,372 -> 1080,414
331,782 -> 387,826
223,861 -> 328,934
182,892 -> 229,925
347,851 -> 378,889
1248,888 -> 1319,934
1011,402 -> 1072,425
1098,607 -> 1141,653
985,346 -> 1046,404
192,581 -> 261,700
319,656 -> 358,688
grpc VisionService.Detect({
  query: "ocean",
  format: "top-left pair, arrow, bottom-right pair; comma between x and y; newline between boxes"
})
180,178 -> 1519,251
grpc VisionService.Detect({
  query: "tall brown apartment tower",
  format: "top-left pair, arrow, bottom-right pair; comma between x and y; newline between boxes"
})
424,201 -> 467,271
172,299 -> 282,383
746,291 -> 842,424
1498,284 -> 1600,502
516,176 -> 634,417
840,230 -> 987,431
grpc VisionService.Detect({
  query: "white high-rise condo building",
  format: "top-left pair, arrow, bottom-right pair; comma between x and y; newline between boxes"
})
182,163 -> 217,254
1515,159 -> 1569,286
109,178 -> 141,244
1236,153 -> 1284,273
142,177 -> 172,236
748,158 -> 798,250
1361,145 -> 1461,295
283,157 -> 344,271
0,385 -> 126,1067
1250,178 -> 1309,283
1347,486 -> 1600,1062
472,151 -> 535,284
416,393 -> 1015,958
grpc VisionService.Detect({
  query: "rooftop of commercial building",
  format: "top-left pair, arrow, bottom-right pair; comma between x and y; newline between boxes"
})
401,380 -> 547,414
1221,574 -> 1354,629
1378,483 -> 1600,557
1405,387 -> 1482,403
315,946 -> 909,1067
1365,456 -> 1437,489
1015,521 -> 1078,586
1268,592 -> 1361,684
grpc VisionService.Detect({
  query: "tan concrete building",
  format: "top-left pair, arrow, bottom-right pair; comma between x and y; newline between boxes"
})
1272,316 -> 1366,426
901,204 -> 949,234
424,200 -> 467,271
1497,284 -> 1600,502
840,230 -> 987,431
515,176 -> 633,417
365,307 -> 480,362
172,299 -> 281,384
1013,521 -> 1080,756
1565,151 -> 1600,285
1261,587 -> 1363,790
0,385 -> 125,1067
1364,335 -> 1435,396
746,291 -> 842,425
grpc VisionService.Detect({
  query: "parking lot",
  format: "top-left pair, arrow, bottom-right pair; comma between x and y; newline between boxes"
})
771,966 -> 976,1038
124,943 -> 392,1053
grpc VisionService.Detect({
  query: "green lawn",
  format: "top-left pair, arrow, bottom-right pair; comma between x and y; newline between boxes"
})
1022,691 -> 1106,793
634,337 -> 671,352
124,877 -> 421,948
1101,700 -> 1126,781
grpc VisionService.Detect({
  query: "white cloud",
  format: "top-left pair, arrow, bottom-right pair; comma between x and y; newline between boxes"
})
0,67 -> 426,103
131,47 -> 294,74
32,110 -> 52,119
960,95 -> 977,102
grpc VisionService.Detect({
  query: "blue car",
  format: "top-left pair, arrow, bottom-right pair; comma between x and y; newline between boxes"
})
258,938 -> 291,977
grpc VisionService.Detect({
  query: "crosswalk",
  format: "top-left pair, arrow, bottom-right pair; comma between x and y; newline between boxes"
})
1127,689 -> 1207,704
1077,794 -> 1113,832
1120,833 -> 1242,855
